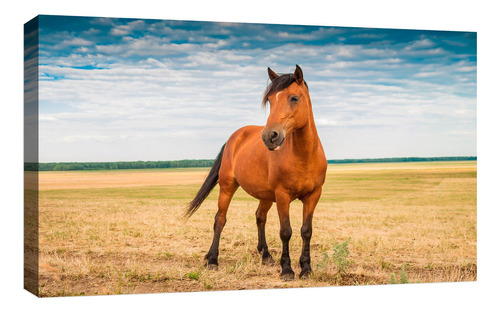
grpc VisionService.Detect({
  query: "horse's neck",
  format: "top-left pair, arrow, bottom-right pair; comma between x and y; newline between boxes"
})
290,113 -> 321,160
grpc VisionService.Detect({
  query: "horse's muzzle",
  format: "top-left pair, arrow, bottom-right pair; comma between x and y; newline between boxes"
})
261,128 -> 285,151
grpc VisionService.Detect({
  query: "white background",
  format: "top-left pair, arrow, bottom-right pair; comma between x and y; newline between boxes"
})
1,1 -> 498,312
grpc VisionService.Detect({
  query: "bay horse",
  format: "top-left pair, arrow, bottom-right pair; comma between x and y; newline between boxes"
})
185,65 -> 327,280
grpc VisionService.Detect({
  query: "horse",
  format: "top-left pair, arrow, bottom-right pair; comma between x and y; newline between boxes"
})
185,65 -> 327,281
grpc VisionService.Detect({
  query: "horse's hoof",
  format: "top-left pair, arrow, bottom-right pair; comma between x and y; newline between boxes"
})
205,263 -> 218,270
299,270 -> 311,279
280,271 -> 295,281
262,256 -> 275,265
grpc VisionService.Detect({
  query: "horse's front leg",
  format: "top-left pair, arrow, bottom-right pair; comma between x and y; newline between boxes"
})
276,191 -> 294,281
256,200 -> 274,264
298,186 -> 322,279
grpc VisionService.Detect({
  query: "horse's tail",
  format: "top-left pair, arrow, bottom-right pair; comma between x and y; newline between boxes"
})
184,143 -> 226,218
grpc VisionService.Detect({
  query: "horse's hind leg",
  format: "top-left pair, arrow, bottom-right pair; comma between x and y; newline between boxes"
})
255,200 -> 274,264
205,181 -> 238,269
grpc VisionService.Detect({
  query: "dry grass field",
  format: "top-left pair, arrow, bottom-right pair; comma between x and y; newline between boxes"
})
36,161 -> 476,296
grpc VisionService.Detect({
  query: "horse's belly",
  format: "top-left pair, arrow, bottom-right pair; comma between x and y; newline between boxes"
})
240,184 -> 276,201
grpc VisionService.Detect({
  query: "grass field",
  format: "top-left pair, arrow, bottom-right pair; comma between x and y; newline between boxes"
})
36,161 -> 476,296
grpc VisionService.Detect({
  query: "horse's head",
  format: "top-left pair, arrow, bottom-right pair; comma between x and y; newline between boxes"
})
261,65 -> 311,151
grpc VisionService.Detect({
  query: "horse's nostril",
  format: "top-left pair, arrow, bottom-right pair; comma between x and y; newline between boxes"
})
271,131 -> 278,140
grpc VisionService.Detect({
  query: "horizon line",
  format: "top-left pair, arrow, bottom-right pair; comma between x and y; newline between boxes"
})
30,155 -> 478,164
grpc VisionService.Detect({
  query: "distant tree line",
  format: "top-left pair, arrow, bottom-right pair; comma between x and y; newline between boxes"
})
25,156 -> 476,171
326,156 -> 477,164
26,159 -> 215,171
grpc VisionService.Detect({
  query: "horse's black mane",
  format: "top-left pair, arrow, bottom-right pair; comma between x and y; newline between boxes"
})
262,73 -> 308,107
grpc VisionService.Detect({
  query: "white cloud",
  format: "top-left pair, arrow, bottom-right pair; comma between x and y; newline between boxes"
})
60,38 -> 93,46
414,71 -> 441,78
405,38 -> 435,50
39,115 -> 58,121
316,118 -> 338,126
110,20 -> 147,36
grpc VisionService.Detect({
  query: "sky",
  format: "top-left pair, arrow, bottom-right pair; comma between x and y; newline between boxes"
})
32,15 -> 477,162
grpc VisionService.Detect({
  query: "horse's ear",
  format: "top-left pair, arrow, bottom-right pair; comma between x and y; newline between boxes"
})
294,65 -> 304,85
268,67 -> 279,81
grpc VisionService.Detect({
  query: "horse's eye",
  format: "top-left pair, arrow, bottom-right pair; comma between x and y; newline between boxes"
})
290,95 -> 299,103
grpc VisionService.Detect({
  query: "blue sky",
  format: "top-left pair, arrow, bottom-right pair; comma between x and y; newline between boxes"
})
35,15 -> 476,162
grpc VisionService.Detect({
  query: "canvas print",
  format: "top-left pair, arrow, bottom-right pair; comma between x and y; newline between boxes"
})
24,15 -> 476,297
